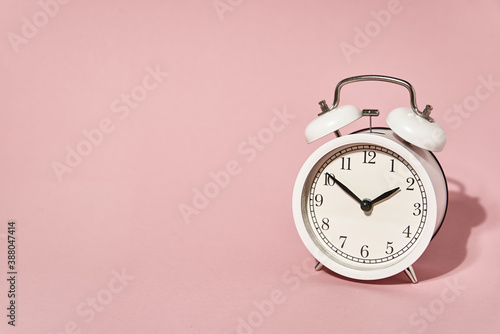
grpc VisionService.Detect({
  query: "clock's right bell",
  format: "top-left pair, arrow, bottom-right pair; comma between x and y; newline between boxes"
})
387,107 -> 447,152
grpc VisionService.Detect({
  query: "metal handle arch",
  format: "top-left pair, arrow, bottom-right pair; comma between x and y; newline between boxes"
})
325,75 -> 432,119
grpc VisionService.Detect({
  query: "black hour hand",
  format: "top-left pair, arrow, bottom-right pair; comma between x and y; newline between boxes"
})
360,187 -> 400,212
371,187 -> 400,205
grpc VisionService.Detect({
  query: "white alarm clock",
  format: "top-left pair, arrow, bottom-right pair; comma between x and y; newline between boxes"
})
292,75 -> 448,283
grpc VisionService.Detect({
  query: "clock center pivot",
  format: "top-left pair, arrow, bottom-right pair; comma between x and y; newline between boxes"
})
360,199 -> 373,212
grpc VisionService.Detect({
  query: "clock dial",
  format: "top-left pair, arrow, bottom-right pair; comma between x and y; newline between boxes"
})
303,143 -> 427,270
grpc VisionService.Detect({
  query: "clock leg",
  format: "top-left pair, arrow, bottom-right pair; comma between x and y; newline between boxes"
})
404,266 -> 418,284
314,261 -> 324,271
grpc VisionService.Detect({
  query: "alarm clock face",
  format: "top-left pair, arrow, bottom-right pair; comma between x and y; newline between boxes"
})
293,131 -> 440,280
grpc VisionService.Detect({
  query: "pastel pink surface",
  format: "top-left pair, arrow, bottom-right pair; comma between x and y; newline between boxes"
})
1,1 -> 499,333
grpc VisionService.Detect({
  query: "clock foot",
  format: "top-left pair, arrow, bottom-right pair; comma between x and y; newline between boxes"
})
314,261 -> 324,271
404,266 -> 418,284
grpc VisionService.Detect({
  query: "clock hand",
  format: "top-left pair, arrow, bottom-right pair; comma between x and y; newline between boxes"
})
332,176 -> 363,205
370,187 -> 400,206
359,187 -> 400,212
333,176 -> 399,212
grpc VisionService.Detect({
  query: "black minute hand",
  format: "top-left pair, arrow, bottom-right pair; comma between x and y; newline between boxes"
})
333,177 -> 363,205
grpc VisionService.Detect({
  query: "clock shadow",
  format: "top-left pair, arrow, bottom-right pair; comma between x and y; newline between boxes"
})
413,178 -> 485,281
319,178 -> 486,285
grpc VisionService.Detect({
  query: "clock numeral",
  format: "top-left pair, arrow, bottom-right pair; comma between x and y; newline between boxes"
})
341,157 -> 351,170
324,173 -> 336,186
339,236 -> 347,248
403,225 -> 412,238
321,218 -> 330,230
406,177 -> 415,191
314,194 -> 323,207
360,245 -> 369,258
390,159 -> 395,173
385,241 -> 394,255
363,151 -> 376,164
413,202 -> 422,216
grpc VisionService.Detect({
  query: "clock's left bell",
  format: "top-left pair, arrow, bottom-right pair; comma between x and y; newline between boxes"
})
305,104 -> 362,143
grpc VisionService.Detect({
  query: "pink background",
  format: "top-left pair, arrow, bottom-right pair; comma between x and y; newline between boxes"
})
1,0 -> 499,333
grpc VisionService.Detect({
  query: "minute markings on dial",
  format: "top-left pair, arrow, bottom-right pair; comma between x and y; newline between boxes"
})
308,144 -> 428,264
